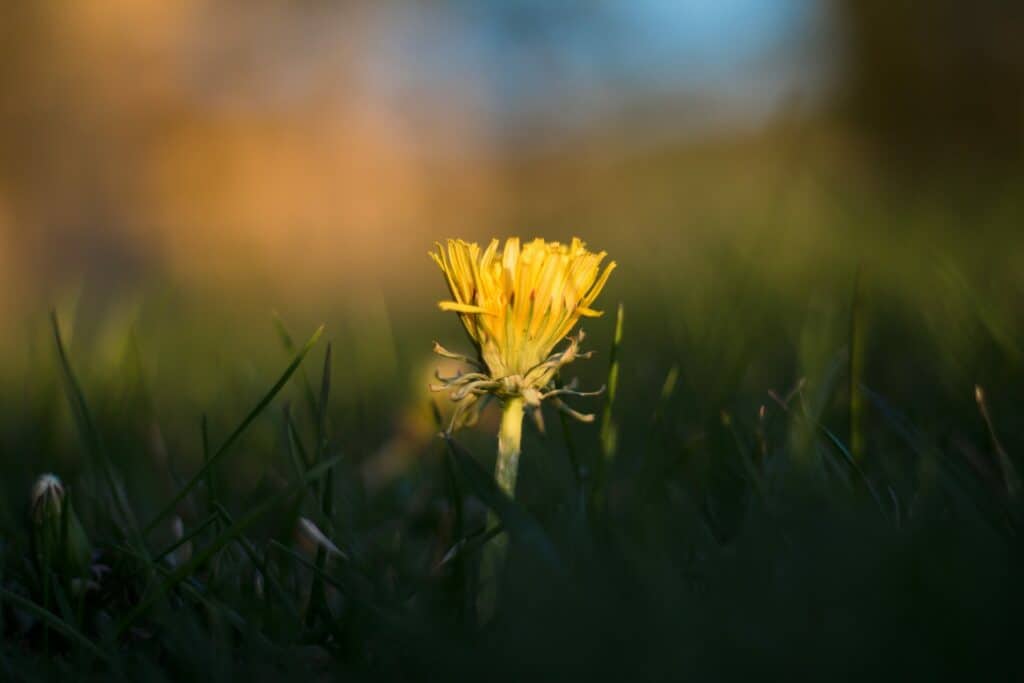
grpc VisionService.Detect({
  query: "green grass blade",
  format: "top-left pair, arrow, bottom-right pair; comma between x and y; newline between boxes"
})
201,414 -> 218,518
269,540 -> 394,625
282,405 -> 308,483
269,540 -> 344,593
272,311 -> 319,418
316,343 -> 333,510
51,311 -> 139,536
816,420 -> 885,514
975,385 -> 1021,500
445,435 -> 564,576
599,302 -> 625,463
117,455 -> 340,637
143,324 -> 324,536
153,512 -> 219,564
0,587 -> 110,662
308,344 -> 333,627
436,523 -> 503,571
862,385 -> 1011,534
848,265 -> 866,463
212,504 -> 304,627
593,303 -> 624,515
438,416 -> 470,622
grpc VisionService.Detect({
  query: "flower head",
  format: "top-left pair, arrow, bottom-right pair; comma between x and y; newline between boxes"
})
430,237 -> 615,428
30,473 -> 92,578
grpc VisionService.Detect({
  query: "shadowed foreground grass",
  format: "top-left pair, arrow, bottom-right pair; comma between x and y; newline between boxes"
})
0,292 -> 1022,681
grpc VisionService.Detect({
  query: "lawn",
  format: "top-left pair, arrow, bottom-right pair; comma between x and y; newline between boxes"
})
1,132 -> 1023,680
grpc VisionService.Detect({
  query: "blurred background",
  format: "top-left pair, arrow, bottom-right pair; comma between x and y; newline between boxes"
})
1,0 -> 1023,484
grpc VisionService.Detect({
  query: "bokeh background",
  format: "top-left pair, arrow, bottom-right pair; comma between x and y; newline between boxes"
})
2,1 -> 1023,484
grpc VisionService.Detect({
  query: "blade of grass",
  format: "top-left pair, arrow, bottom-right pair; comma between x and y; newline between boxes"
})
554,374 -> 584,484
435,524 -> 504,572
719,412 -> 770,509
285,408 -> 312,469
269,540 -> 398,629
153,513 -> 219,565
0,587 -> 110,662
51,311 -> 139,536
445,435 -> 563,576
272,311 -> 319,418
50,578 -> 80,665
316,343 -> 333,510
212,504 -> 303,627
651,364 -> 680,425
975,385 -> 1021,500
815,420 -> 885,514
279,407 -> 318,547
282,405 -> 308,483
117,455 -> 339,638
307,344 -> 334,628
143,325 -> 324,536
201,414 -> 218,519
848,265 -> 866,463
599,303 -> 625,464
431,399 -> 472,622
431,400 -> 464,546
593,304 -> 624,516
0,557 -> 5,636
863,384 -> 1012,534
115,541 -> 290,648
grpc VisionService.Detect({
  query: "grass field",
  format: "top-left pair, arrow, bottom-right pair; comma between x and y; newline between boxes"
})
2,131 -> 1024,680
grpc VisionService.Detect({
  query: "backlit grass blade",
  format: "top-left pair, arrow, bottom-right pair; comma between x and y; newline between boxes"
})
599,303 -> 625,463
51,311 -> 139,536
975,385 -> 1021,500
593,303 -> 624,515
143,325 -> 324,536
272,311 -> 319,418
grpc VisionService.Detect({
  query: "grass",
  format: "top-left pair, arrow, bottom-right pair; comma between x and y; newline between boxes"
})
1,229 -> 1023,680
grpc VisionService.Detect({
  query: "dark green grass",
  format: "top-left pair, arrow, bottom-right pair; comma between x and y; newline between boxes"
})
1,264 -> 1023,681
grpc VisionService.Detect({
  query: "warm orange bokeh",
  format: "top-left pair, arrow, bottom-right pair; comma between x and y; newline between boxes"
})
1,1 -> 505,309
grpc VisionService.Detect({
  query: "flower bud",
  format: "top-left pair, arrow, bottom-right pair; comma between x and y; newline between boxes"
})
30,473 -> 92,578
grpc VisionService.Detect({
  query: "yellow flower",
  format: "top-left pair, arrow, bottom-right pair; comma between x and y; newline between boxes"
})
430,237 -> 616,616
430,237 -> 615,424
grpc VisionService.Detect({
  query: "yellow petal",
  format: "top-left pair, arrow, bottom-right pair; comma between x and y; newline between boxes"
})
439,301 -> 491,314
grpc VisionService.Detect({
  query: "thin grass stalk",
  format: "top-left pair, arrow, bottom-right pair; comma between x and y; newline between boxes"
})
599,303 -> 625,463
307,344 -> 333,627
848,266 -> 866,463
593,304 -> 624,514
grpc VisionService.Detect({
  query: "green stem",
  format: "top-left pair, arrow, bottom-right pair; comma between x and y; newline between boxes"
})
496,397 -> 525,497
478,396 -> 524,622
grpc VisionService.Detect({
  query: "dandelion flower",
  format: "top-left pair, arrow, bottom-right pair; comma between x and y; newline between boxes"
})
430,237 -> 615,492
430,236 -> 616,620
